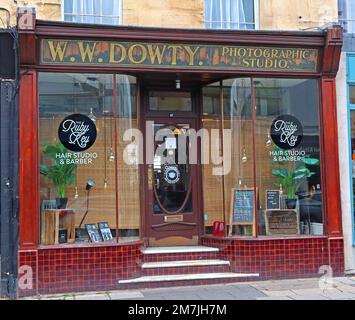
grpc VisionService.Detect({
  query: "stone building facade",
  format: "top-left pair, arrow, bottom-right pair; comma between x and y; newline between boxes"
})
0,0 -> 339,30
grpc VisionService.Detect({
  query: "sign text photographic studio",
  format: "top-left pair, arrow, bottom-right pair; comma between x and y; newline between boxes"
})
41,39 -> 318,72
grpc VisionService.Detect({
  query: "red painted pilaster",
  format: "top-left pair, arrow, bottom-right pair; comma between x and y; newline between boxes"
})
19,70 -> 39,249
321,77 -> 342,238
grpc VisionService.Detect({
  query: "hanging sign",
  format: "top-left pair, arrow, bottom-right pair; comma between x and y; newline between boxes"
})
41,39 -> 319,72
270,114 -> 303,150
58,113 -> 97,152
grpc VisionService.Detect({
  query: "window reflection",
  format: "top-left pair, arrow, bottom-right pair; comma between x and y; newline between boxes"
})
39,73 -> 139,245
202,78 -> 323,237
254,79 -> 323,236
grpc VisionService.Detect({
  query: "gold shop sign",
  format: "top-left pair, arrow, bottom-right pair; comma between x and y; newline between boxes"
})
41,39 -> 318,72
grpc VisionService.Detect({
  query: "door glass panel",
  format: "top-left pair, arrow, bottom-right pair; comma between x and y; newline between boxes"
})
350,85 -> 355,105
149,91 -> 192,111
350,110 -> 355,236
153,124 -> 192,214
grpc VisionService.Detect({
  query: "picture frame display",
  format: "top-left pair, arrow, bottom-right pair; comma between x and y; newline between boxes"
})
98,222 -> 113,242
85,224 -> 102,243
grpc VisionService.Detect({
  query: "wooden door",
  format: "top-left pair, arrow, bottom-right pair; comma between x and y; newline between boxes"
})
145,120 -> 200,246
143,89 -> 201,246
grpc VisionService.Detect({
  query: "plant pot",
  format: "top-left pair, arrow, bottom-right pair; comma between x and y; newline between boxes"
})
56,197 -> 68,209
285,198 -> 297,209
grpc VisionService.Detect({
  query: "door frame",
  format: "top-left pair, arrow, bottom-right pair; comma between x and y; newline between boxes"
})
139,85 -> 204,245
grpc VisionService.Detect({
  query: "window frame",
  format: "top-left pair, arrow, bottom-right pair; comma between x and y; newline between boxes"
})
37,71 -> 140,246
346,0 -> 355,33
61,0 -> 123,25
346,53 -> 355,246
339,0 -> 355,33
204,0 -> 259,30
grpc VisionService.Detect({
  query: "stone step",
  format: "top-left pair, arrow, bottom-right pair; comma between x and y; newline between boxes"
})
142,259 -> 229,269
141,245 -> 219,255
142,259 -> 231,276
142,246 -> 221,263
118,272 -> 260,285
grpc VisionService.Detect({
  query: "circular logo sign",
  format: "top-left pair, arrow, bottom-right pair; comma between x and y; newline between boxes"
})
270,114 -> 303,150
58,113 -> 97,152
164,166 -> 180,184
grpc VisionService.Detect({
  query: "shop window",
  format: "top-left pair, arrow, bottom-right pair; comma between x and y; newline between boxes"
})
223,78 -> 254,236
350,85 -> 355,104
202,82 -> 224,235
202,79 -> 254,236
350,111 -> 355,243
348,55 -> 355,244
39,73 -> 139,245
338,0 -> 355,33
202,78 -> 323,237
254,79 -> 323,236
204,0 -> 256,30
63,0 -> 122,25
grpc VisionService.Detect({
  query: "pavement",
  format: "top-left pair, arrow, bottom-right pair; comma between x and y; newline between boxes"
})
20,276 -> 355,300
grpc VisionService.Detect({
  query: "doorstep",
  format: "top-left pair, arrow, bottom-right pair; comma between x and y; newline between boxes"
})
141,245 -> 219,254
142,259 -> 230,269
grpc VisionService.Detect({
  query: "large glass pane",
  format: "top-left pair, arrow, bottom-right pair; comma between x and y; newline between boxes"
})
254,79 -> 323,236
64,0 -> 120,25
152,124 -> 193,214
223,78 -> 254,236
202,79 -> 254,237
350,85 -> 355,105
116,75 -> 140,242
39,73 -> 117,245
350,111 -> 355,235
204,0 -> 255,30
39,73 -> 139,245
202,82 -> 224,234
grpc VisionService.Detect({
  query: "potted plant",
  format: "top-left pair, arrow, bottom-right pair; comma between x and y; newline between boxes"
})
40,141 -> 77,209
271,147 -> 319,209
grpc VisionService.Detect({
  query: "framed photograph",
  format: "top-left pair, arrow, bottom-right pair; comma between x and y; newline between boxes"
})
85,224 -> 102,243
98,222 -> 113,242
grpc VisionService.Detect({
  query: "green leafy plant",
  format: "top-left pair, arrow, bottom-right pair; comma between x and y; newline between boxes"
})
271,146 -> 319,199
40,141 -> 76,198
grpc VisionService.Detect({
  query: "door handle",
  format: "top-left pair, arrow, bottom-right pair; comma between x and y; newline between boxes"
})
147,165 -> 153,190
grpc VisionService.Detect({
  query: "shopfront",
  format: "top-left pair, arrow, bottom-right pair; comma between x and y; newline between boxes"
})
18,19 -> 344,297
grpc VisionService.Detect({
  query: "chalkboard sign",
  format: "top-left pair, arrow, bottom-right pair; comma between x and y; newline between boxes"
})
230,189 -> 255,223
229,188 -> 256,236
266,190 -> 281,210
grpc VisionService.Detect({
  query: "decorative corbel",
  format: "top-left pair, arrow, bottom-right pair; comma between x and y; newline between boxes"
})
322,26 -> 343,77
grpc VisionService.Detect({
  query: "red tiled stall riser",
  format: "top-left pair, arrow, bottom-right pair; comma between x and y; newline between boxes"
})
18,237 -> 344,297
18,242 -> 143,297
201,236 -> 344,280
